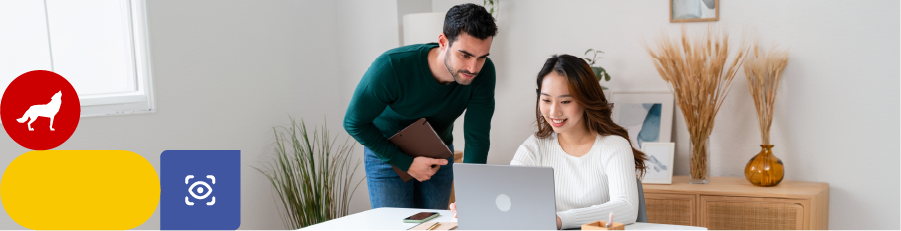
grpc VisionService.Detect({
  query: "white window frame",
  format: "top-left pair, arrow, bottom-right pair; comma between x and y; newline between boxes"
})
0,0 -> 152,117
76,0 -> 155,117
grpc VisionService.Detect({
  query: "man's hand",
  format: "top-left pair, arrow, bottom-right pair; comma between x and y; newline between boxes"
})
408,156 -> 448,181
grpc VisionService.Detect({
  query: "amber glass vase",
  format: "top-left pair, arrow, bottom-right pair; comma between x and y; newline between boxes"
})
744,145 -> 784,186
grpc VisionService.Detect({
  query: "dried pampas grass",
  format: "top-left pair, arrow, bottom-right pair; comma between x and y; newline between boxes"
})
645,26 -> 749,182
744,42 -> 788,145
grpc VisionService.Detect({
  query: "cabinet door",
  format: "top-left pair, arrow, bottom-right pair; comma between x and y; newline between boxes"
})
700,196 -> 807,230
645,193 -> 696,226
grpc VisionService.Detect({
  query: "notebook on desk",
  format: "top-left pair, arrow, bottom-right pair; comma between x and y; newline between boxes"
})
409,222 -> 458,230
387,118 -> 453,182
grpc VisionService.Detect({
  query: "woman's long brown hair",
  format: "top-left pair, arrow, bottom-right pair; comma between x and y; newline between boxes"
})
534,54 -> 648,177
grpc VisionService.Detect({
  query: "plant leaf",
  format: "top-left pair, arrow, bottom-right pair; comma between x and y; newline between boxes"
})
591,67 -> 603,81
604,72 -> 611,81
585,49 -> 594,56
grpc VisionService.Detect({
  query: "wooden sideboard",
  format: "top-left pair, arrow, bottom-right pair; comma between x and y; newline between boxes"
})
642,176 -> 829,230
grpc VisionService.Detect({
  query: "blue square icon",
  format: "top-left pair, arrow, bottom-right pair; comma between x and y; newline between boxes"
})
161,150 -> 240,230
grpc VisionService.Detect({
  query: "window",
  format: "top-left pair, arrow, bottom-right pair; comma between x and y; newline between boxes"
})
0,0 -> 154,117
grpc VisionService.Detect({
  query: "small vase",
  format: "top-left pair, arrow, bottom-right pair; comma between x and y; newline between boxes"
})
744,145 -> 784,186
689,138 -> 710,184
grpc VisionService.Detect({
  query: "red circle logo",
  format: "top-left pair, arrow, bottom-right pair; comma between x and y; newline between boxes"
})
1,70 -> 80,150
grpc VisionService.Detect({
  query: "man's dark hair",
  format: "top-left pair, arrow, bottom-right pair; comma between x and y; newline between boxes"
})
443,3 -> 498,46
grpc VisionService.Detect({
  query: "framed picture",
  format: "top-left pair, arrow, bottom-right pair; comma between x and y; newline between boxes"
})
609,91 -> 674,151
640,142 -> 675,184
671,0 -> 719,23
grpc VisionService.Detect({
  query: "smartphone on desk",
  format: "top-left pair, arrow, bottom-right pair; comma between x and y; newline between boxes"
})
403,212 -> 439,223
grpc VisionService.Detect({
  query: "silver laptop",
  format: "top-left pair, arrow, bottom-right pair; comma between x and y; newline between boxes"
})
453,163 -> 557,230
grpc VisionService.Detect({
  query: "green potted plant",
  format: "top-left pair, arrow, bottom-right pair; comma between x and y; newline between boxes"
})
255,117 -> 364,229
483,0 -> 499,20
583,49 -> 612,90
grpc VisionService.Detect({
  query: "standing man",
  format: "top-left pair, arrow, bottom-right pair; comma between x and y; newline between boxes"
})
344,3 -> 497,210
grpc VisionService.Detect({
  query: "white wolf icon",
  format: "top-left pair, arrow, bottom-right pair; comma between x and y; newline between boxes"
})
16,91 -> 63,131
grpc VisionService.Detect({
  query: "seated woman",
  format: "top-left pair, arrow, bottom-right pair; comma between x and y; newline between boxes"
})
451,54 -> 648,230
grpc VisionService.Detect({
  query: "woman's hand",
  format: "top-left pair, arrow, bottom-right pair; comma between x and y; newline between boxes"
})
449,202 -> 457,218
556,215 -> 562,230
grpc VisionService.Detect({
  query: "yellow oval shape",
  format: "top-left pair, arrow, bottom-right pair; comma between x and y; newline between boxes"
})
2,150 -> 159,230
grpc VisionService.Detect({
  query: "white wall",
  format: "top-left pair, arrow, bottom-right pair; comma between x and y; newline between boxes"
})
430,0 -> 899,229
0,0 -> 346,229
336,0 -> 402,217
397,0 -> 433,46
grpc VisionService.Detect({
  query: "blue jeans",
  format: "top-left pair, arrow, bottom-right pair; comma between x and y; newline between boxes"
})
364,145 -> 454,210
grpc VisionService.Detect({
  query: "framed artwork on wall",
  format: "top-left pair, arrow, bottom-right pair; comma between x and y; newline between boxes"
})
609,91 -> 674,151
671,0 -> 719,22
640,142 -> 676,184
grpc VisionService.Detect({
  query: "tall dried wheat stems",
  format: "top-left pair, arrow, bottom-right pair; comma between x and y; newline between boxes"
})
743,42 -> 788,145
645,26 -> 749,181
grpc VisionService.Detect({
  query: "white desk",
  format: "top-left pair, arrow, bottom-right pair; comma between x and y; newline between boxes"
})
302,207 -> 706,230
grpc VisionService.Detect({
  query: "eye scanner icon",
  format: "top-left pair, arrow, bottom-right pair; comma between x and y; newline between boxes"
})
185,175 -> 215,206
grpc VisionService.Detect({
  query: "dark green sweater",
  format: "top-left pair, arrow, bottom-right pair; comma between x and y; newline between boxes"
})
343,43 -> 495,171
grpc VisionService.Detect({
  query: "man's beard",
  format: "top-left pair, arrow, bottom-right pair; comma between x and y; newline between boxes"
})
444,51 -> 478,85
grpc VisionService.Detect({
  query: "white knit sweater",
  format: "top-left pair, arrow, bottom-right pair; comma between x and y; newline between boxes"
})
511,133 -> 639,229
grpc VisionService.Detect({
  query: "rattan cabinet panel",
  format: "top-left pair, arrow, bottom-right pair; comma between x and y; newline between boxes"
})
700,196 -> 806,230
645,193 -> 696,226
642,176 -> 828,230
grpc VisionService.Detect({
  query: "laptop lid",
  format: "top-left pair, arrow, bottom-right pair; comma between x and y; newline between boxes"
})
453,163 -> 557,230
